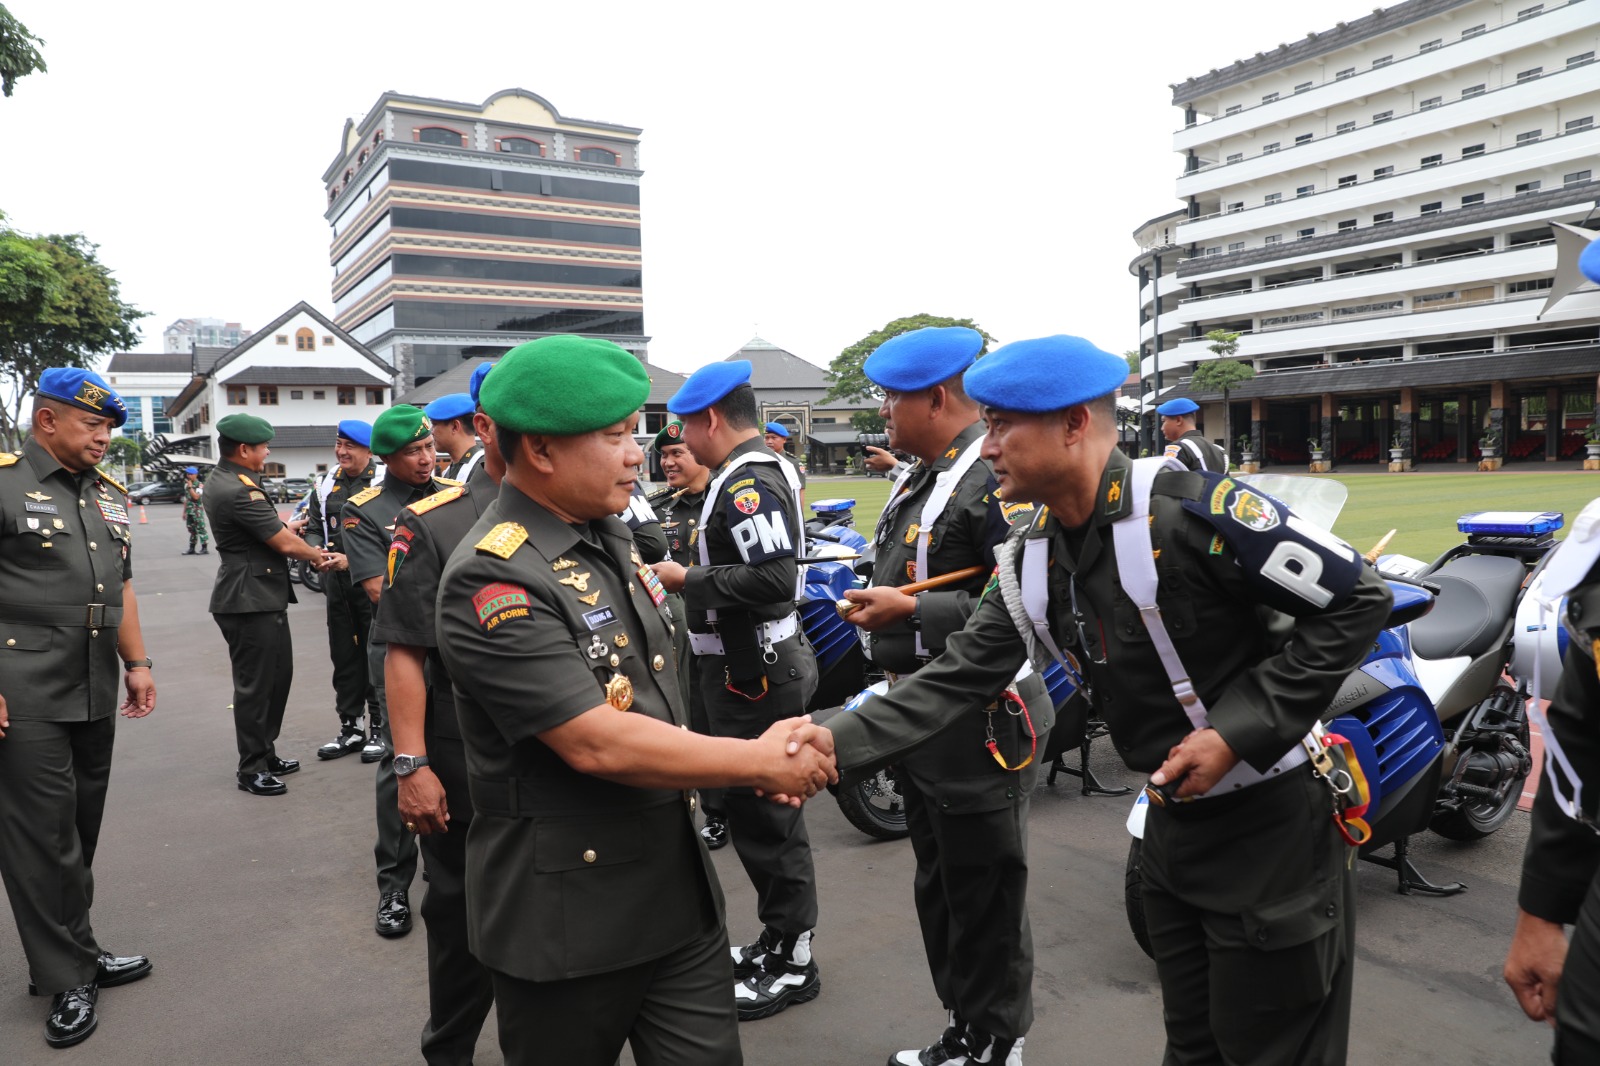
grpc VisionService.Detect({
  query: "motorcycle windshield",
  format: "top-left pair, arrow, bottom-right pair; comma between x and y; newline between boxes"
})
1235,473 -> 1348,531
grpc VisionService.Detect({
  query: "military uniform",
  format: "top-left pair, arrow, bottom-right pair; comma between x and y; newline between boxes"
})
204,458 -> 297,775
832,446 -> 1391,1065
0,440 -> 134,994
867,419 -> 1053,1052
306,459 -> 381,738
372,480 -> 499,1063
437,483 -> 737,1065
443,443 -> 483,484
342,473 -> 454,916
619,485 -> 669,564
182,478 -> 209,552
1164,429 -> 1227,473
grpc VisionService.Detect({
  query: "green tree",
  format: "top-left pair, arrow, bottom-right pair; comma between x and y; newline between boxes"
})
105,434 -> 142,473
1124,349 -> 1142,373
0,5 -> 47,97
850,409 -> 886,434
823,313 -> 994,406
1189,329 -> 1253,456
0,223 -> 146,449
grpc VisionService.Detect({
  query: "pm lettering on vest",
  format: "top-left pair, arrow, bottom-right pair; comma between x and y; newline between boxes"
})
732,512 -> 792,562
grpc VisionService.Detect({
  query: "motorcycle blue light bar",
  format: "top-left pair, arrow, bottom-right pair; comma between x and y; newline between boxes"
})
1456,511 -> 1564,536
810,498 -> 857,514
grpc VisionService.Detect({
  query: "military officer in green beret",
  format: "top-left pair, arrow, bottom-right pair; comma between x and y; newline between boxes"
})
376,374 -> 501,1063
437,336 -> 834,1065
0,368 -> 157,1049
785,335 -> 1392,1066
322,405 -> 452,938
651,419 -> 728,849
837,327 -> 1053,1066
205,413 -> 332,797
306,420 -> 384,762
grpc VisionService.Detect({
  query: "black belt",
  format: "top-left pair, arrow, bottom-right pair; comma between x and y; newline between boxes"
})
0,602 -> 123,628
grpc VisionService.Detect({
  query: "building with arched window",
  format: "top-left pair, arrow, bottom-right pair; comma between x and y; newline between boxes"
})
323,88 -> 644,388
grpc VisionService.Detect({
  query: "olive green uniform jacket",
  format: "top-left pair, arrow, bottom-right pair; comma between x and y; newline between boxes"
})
203,459 -> 293,613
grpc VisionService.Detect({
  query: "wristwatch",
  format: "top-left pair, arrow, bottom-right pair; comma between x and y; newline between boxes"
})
394,754 -> 430,777
123,657 -> 153,671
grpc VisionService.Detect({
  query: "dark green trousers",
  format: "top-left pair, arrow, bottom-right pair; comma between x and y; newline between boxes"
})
216,610 -> 293,774
0,715 -> 115,993
1553,872 -> 1600,1063
325,569 -> 376,726
1142,767 -> 1354,1066
369,631 -> 418,898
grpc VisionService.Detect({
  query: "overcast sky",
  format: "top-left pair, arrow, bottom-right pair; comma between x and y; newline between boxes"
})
4,0 -> 1336,375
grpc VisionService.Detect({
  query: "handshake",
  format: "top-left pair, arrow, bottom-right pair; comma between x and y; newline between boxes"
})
752,716 -> 839,808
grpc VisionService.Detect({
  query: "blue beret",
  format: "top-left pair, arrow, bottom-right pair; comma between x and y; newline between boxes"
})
184,466 -> 199,475
469,361 -> 493,405
668,360 -> 752,415
864,327 -> 983,392
964,335 -> 1126,414
764,421 -> 789,438
37,367 -> 128,428
424,393 -> 475,422
336,419 -> 372,447
1157,398 -> 1199,416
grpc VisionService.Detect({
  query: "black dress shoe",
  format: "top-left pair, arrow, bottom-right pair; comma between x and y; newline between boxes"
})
701,813 -> 730,851
29,952 -> 151,996
375,892 -> 412,938
181,549 -> 197,556
45,984 -> 97,1048
237,772 -> 287,796
266,756 -> 300,776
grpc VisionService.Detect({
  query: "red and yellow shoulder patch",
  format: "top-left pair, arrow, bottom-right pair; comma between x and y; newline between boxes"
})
473,582 -> 531,630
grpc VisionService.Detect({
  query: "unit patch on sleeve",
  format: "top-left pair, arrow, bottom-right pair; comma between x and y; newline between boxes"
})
473,582 -> 531,630
733,489 -> 761,515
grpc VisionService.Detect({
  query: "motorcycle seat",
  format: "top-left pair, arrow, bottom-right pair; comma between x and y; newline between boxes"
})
1408,554 -> 1526,660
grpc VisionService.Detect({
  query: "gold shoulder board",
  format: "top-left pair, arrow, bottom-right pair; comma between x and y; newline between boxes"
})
237,473 -> 259,488
476,521 -> 529,559
435,476 -> 463,487
96,469 -> 127,494
408,485 -> 466,517
0,453 -> 18,468
348,485 -> 384,507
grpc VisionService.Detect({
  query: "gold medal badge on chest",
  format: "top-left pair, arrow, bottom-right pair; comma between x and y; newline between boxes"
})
605,672 -> 634,711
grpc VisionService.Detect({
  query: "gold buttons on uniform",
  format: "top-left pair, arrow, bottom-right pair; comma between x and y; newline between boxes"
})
652,654 -> 665,671
91,630 -> 99,638
614,634 -> 629,648
628,583 -> 637,593
96,584 -> 103,592
583,849 -> 597,864
5,639 -> 14,647
89,542 -> 97,550
79,500 -> 86,508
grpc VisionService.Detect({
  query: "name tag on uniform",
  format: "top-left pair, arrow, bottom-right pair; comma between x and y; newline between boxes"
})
583,606 -> 617,630
96,499 -> 130,525
24,500 -> 58,514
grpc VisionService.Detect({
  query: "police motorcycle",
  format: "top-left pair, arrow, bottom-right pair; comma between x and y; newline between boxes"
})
287,491 -> 323,594
1121,483 -> 1556,958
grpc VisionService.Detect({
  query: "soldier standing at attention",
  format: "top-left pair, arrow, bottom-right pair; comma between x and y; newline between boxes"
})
652,361 -> 822,1022
377,369 -> 501,1064
425,392 -> 488,486
435,335 -> 834,1065
784,335 -> 1392,1066
0,369 -> 156,1049
180,465 -> 209,555
323,405 -> 451,938
205,413 -> 329,797
652,419 -> 727,850
836,326 -> 1053,1066
764,421 -> 806,499
307,420 -> 384,762
1157,397 -> 1227,472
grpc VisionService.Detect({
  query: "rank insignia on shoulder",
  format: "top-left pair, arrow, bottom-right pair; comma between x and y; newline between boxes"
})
476,521 -> 528,559
96,470 -> 127,494
1103,473 -> 1126,514
435,476 -> 463,487
0,453 -> 18,468
944,446 -> 960,459
238,473 -> 259,488
408,485 -> 465,516
349,485 -> 384,507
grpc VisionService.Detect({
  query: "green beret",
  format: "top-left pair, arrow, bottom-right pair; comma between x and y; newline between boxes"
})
653,420 -> 687,451
481,335 -> 648,435
370,405 -> 433,457
216,413 -> 274,445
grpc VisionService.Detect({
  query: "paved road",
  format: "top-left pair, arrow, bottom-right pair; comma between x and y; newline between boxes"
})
0,504 -> 1555,1064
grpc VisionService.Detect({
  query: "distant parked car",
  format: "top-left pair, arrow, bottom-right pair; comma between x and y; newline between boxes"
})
129,481 -> 184,505
277,476 -> 313,502
124,481 -> 158,496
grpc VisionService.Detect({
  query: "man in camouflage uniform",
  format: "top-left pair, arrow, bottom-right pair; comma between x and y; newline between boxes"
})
181,465 -> 208,555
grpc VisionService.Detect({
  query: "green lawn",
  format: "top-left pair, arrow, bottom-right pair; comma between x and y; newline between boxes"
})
809,471 -> 1600,563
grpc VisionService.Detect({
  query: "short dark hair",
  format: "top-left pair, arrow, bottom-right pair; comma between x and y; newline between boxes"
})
217,435 -> 244,458
935,373 -> 974,407
712,384 -> 759,431
1087,391 -> 1119,421
495,425 -> 525,466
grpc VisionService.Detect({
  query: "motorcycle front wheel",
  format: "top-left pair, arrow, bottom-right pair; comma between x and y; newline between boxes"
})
834,767 -> 909,840
297,559 -> 324,594
1430,709 -> 1532,841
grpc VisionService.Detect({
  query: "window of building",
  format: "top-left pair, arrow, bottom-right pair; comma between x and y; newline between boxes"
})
1298,227 -> 1316,239
576,146 -> 619,165
1295,133 -> 1314,144
290,390 -> 304,400
1263,142 -> 1280,153
416,126 -> 464,147
1336,67 -> 1355,80
1462,83 -> 1485,98
1372,110 -> 1393,123
1516,129 -> 1543,144
227,385 -> 247,405
499,137 -> 544,156
1571,52 -> 1596,68
1461,192 -> 1485,206
1226,152 -> 1243,164
1264,191 -> 1283,204
294,327 -> 315,352
1297,184 -> 1315,197
1421,38 -> 1442,52
1264,234 -> 1282,244
1295,81 -> 1313,93
1421,201 -> 1443,214
1461,24 -> 1485,38
1373,165 -> 1394,179
366,388 -> 384,405
337,387 -> 355,405
1372,55 -> 1393,68
1566,170 -> 1594,185
1517,4 -> 1544,19
1462,143 -> 1485,158
323,335 -> 334,346
1338,219 -> 1358,232
373,131 -> 384,144
1515,180 -> 1542,195
1226,201 -> 1244,213
275,334 -> 288,344
1336,120 -> 1356,134
1262,92 -> 1279,104
1567,116 -> 1595,133
1204,246 -> 1222,257
1228,241 -> 1245,253
1517,67 -> 1543,82
1224,104 -> 1242,116
1509,278 -> 1555,293
258,386 -> 278,406
313,390 -> 327,400
1338,174 -> 1357,187
1420,96 -> 1442,109
1421,153 -> 1443,167
1373,211 -> 1394,224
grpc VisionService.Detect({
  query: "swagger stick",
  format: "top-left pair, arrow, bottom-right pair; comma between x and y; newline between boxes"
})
834,565 -> 989,619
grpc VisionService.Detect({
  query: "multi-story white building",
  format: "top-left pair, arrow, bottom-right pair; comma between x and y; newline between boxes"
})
146,302 -> 395,478
162,317 -> 253,354
103,352 -> 191,439
1132,0 -> 1600,467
